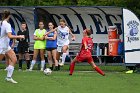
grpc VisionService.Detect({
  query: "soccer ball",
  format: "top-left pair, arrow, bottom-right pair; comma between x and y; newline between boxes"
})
44,68 -> 52,75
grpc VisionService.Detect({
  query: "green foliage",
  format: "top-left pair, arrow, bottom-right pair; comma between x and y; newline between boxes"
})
0,0 -> 140,18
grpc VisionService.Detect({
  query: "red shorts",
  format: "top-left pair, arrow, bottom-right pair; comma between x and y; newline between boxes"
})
76,51 -> 93,63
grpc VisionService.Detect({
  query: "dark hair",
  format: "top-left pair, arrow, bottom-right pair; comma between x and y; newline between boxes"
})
85,29 -> 92,36
39,20 -> 44,24
2,10 -> 10,20
21,21 -> 26,25
48,22 -> 54,25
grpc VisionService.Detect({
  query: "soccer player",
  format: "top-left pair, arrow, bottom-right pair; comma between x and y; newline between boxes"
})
17,22 -> 30,71
4,27 -> 16,70
0,10 -> 24,83
69,29 -> 105,76
29,21 -> 46,71
45,22 -> 58,70
46,19 -> 75,67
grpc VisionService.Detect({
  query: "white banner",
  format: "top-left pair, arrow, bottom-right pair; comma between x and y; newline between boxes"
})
35,7 -> 122,43
0,7 -> 122,43
123,9 -> 140,63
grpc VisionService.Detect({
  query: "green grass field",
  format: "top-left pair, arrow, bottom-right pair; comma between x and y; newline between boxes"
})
0,64 -> 140,93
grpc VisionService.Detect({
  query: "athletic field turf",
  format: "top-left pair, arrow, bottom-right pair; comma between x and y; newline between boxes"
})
0,65 -> 140,93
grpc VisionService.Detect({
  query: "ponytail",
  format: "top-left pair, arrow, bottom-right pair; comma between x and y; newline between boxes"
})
2,10 -> 10,21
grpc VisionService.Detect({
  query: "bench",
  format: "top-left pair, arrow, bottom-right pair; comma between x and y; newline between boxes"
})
13,42 -> 124,64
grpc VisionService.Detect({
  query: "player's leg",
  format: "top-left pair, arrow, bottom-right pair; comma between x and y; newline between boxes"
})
0,54 -> 4,61
4,55 -> 10,70
60,45 -> 68,66
40,49 -> 45,71
5,49 -> 18,83
88,58 -> 105,76
69,57 -> 78,75
25,52 -> 30,70
18,53 -> 23,70
29,49 -> 39,71
47,50 -> 53,70
5,55 -> 10,70
56,51 -> 61,70
52,49 -> 59,71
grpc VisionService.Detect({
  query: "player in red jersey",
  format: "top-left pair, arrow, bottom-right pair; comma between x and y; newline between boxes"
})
69,29 -> 105,76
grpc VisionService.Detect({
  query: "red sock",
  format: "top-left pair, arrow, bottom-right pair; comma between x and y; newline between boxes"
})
95,66 -> 105,76
69,62 -> 75,75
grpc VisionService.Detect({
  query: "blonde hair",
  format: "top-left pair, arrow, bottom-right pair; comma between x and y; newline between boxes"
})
59,19 -> 66,23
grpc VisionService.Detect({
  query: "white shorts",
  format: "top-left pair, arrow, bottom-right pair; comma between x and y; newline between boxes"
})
0,46 -> 11,54
57,46 -> 63,53
57,46 -> 69,53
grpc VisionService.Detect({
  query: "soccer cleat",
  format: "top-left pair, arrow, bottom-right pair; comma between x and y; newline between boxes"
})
29,69 -> 33,71
126,70 -> 133,74
26,69 -> 30,71
4,67 -> 7,71
40,68 -> 43,71
5,77 -> 18,84
69,74 -> 72,76
18,69 -> 22,71
54,66 -> 58,71
59,63 -> 64,66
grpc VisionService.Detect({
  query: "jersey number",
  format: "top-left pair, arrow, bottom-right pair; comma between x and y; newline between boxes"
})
87,44 -> 92,50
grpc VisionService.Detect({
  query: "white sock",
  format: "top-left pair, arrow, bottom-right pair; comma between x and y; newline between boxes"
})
41,60 -> 45,69
62,53 -> 67,64
48,60 -> 53,67
30,60 -> 36,69
7,65 -> 14,78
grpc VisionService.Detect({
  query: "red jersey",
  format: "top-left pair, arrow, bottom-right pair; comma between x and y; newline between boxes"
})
80,37 -> 94,53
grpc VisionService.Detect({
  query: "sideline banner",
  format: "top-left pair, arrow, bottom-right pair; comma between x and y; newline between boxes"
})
123,9 -> 140,64
0,7 -> 122,43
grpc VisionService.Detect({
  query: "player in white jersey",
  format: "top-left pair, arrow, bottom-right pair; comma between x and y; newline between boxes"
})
0,10 -> 24,83
46,19 -> 75,67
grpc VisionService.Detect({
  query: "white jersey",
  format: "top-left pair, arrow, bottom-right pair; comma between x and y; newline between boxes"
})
57,26 -> 70,46
0,20 -> 12,50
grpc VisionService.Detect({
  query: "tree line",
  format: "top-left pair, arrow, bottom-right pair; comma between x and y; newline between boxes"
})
0,0 -> 140,18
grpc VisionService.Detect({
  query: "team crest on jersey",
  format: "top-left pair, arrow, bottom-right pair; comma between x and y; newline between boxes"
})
58,30 -> 68,39
126,20 -> 139,43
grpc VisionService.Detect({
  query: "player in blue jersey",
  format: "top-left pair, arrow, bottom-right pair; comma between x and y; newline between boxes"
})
45,22 -> 58,70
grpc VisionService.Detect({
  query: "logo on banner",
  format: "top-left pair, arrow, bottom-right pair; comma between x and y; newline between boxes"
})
127,20 -> 139,43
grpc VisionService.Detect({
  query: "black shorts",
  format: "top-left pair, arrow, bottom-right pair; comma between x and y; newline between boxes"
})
18,47 -> 29,54
46,48 -> 57,51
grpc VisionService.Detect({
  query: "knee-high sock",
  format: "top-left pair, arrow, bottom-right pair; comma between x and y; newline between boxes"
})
95,66 -> 105,76
26,60 -> 30,69
7,65 -> 14,78
30,60 -> 36,70
41,60 -> 45,69
62,53 -> 67,64
69,62 -> 75,75
19,59 -> 22,69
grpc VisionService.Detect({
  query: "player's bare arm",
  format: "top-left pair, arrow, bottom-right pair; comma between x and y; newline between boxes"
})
45,27 -> 57,35
69,29 -> 75,41
34,35 -> 44,41
7,32 -> 24,39
11,39 -> 16,49
45,31 -> 57,40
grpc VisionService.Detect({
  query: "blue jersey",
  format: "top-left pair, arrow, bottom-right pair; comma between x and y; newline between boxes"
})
46,30 -> 57,48
9,28 -> 16,46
